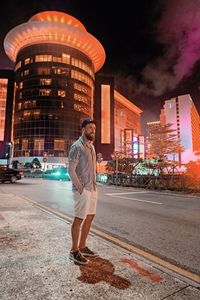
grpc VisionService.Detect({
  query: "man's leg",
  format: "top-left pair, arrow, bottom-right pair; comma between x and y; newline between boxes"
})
71,217 -> 83,251
79,214 -> 95,249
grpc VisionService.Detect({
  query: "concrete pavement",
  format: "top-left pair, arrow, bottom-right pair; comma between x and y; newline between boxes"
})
0,192 -> 200,300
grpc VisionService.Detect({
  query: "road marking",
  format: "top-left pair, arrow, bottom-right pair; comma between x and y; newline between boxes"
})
21,196 -> 200,285
106,194 -> 163,205
106,192 -> 148,195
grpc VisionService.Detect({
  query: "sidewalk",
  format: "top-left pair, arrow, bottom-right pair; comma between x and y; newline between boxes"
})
0,193 -> 200,300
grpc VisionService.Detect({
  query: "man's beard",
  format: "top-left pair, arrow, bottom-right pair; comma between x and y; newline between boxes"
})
85,133 -> 95,141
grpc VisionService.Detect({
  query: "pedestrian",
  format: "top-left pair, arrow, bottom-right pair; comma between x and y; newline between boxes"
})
68,118 -> 98,265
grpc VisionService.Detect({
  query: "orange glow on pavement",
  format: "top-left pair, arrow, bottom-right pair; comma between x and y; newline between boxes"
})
121,258 -> 162,282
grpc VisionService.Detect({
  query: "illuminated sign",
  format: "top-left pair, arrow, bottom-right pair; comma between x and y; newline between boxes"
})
101,85 -> 111,144
138,135 -> 145,160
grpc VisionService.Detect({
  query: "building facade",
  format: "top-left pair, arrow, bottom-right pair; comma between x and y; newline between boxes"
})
0,69 -> 14,162
114,90 -> 142,157
3,11 -> 143,167
94,75 -> 142,161
160,94 -> 200,163
4,11 -> 105,166
94,75 -> 115,160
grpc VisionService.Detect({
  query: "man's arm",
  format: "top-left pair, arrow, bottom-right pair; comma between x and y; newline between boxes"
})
68,160 -> 83,194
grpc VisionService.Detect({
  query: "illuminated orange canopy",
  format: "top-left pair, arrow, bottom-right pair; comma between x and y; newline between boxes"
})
4,11 -> 105,72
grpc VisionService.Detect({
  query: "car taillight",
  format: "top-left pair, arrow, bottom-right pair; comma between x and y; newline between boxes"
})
19,172 -> 23,176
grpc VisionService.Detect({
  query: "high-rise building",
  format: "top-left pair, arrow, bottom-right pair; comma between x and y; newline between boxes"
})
3,11 -> 143,167
4,11 -> 105,165
94,75 -> 142,160
0,70 -> 14,161
114,90 -> 143,158
146,121 -> 160,158
160,94 -> 200,163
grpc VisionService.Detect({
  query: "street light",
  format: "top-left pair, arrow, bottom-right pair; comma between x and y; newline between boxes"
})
5,142 -> 13,168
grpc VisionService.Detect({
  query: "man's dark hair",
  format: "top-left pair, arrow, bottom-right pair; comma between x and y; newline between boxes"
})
81,118 -> 96,129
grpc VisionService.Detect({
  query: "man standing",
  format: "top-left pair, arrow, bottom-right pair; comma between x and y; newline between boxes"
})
68,118 -> 98,265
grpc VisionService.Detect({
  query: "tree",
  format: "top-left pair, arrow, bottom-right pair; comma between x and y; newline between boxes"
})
185,160 -> 200,178
12,160 -> 19,169
24,162 -> 33,169
147,123 -> 184,175
106,150 -> 143,175
32,158 -> 41,168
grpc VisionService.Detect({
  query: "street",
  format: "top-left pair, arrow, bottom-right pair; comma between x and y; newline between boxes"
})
1,178 -> 200,275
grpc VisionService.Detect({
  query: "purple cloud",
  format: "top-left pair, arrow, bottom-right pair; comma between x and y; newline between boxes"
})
141,0 -> 200,96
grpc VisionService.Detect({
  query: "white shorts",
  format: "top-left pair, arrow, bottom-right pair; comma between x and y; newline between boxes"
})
73,189 -> 98,219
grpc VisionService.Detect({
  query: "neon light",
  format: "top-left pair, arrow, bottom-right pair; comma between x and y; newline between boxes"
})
101,85 -> 110,144
0,79 -> 8,141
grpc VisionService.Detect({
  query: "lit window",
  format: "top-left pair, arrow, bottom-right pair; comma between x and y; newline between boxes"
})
33,110 -> 40,119
34,138 -> 44,151
35,55 -> 52,62
74,93 -> 88,104
58,90 -> 66,97
53,56 -> 62,63
15,61 -> 21,71
24,101 -> 29,108
40,78 -> 52,85
62,53 -> 70,64
23,111 -> 31,119
74,82 -> 90,95
71,70 -> 93,88
24,58 -> 30,65
74,103 -> 89,115
47,114 -> 53,119
22,139 -> 28,150
14,139 -> 19,145
37,68 -> 51,75
24,70 -> 29,76
54,139 -> 65,150
39,89 -> 51,96
71,57 -> 94,79
53,67 -> 69,74
0,101 -> 6,108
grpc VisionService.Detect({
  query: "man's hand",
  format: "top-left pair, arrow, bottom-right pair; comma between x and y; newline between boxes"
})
79,187 -> 84,195
69,160 -> 84,193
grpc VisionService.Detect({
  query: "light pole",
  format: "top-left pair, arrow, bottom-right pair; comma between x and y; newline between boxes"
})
6,142 -> 13,168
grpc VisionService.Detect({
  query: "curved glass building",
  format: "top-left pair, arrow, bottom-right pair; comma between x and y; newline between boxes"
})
4,11 -> 105,164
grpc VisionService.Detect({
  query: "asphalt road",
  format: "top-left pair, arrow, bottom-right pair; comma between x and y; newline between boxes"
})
1,178 -> 200,275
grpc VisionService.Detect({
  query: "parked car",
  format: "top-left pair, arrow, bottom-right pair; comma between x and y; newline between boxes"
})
23,169 -> 44,178
0,166 -> 23,183
43,168 -> 70,181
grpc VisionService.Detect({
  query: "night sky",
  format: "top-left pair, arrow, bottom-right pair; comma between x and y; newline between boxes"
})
1,0 -> 200,133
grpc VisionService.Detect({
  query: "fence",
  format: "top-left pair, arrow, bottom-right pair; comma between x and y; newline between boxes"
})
97,174 -> 200,192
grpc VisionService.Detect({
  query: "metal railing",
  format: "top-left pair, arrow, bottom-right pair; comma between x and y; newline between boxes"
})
97,174 -> 200,192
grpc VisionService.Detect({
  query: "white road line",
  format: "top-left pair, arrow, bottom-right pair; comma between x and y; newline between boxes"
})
106,194 -> 163,205
106,191 -> 148,196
